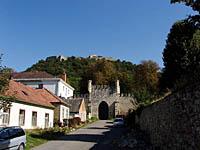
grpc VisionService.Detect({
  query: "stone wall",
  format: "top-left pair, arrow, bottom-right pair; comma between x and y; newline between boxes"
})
137,84 -> 200,149
118,96 -> 138,115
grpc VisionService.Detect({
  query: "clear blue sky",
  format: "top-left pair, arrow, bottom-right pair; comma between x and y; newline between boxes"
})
0,0 -> 196,71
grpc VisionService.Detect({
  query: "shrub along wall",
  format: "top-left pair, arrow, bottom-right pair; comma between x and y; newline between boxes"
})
137,84 -> 200,149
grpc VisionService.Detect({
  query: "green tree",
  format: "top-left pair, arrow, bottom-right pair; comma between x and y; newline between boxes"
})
0,55 -> 11,94
133,60 -> 160,103
85,60 -> 117,85
0,54 -> 12,110
171,0 -> 200,13
162,17 -> 200,89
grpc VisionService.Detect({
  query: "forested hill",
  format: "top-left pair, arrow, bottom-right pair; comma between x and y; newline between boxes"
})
26,56 -> 160,103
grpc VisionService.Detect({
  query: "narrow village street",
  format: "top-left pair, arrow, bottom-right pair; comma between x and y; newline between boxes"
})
32,120 -> 126,150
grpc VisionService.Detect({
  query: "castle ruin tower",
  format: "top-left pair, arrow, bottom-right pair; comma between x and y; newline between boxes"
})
115,80 -> 120,116
88,80 -> 92,94
88,80 -> 92,118
116,80 -> 120,95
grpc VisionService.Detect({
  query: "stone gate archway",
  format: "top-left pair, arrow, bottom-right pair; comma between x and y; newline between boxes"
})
98,101 -> 109,120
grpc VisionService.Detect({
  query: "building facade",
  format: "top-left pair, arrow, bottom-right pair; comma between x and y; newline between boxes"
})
0,80 -> 55,129
36,89 -> 70,125
64,98 -> 87,122
12,71 -> 74,99
2,102 -> 54,129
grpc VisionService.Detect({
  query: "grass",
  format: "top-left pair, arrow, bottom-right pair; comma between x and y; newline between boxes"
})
26,132 -> 48,150
25,127 -> 71,150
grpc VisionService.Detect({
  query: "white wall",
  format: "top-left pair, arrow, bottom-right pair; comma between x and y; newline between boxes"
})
8,102 -> 54,129
59,105 -> 69,123
17,79 -> 74,99
79,111 -> 87,122
58,81 -> 73,98
19,80 -> 57,95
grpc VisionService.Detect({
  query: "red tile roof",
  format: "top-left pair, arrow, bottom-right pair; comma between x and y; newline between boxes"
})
5,80 -> 55,108
36,89 -> 70,107
12,71 -> 54,79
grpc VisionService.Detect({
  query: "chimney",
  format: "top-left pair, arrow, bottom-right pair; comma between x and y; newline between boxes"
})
59,72 -> 67,83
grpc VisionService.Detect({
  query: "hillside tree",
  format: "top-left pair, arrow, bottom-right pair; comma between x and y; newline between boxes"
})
133,60 -> 160,103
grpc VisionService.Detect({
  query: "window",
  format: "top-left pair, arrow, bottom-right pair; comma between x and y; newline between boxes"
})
8,128 -> 18,138
7,128 -> 25,139
22,91 -> 28,96
45,113 -> 49,128
38,84 -> 43,89
0,109 -> 10,125
66,88 -> 68,96
0,129 -> 9,140
17,128 -> 25,136
19,109 -> 25,126
62,108 -> 65,119
66,109 -> 69,119
32,111 -> 37,126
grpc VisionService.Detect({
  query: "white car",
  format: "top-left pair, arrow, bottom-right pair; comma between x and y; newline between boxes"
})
113,118 -> 124,127
0,126 -> 26,150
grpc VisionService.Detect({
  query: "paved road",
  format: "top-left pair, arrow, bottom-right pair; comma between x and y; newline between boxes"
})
32,120 -> 126,150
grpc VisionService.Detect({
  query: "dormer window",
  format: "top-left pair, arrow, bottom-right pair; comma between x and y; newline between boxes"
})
38,84 -> 43,89
22,91 -> 28,96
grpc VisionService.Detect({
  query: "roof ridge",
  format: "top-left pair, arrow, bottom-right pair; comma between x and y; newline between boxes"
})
38,88 -> 71,107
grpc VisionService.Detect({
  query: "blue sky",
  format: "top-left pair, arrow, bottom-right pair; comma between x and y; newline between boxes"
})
0,0 -> 196,71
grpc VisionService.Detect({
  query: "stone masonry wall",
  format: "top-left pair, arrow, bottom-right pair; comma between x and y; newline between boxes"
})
118,96 -> 138,115
137,84 -> 200,149
90,85 -> 119,118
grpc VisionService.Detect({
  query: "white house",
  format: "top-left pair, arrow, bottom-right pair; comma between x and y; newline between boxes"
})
12,71 -> 74,99
64,98 -> 87,122
0,80 -> 55,129
36,89 -> 70,125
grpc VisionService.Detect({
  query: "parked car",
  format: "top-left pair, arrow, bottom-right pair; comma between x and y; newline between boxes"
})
113,118 -> 124,127
0,126 -> 26,150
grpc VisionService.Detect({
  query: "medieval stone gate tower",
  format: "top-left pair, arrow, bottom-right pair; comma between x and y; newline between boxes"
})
88,80 -> 137,119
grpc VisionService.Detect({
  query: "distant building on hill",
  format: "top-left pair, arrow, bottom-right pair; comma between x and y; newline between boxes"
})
45,54 -> 115,62
46,55 -> 68,61
88,54 -> 114,61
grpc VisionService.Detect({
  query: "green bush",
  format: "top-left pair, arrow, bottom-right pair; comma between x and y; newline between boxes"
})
90,117 -> 98,121
27,127 -> 70,140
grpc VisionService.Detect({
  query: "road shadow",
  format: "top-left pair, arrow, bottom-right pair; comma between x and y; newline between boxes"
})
84,127 -> 109,130
90,125 -> 127,150
58,134 -> 105,143
59,122 -> 127,150
106,121 -> 113,124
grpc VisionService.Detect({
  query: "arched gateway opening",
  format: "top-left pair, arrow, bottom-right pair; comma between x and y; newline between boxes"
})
98,101 -> 109,120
